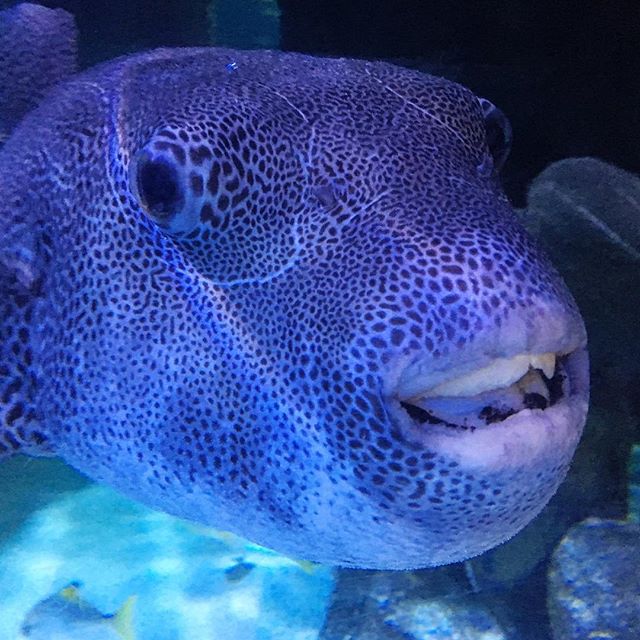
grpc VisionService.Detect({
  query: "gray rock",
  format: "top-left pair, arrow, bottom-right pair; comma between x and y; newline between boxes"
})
321,567 -> 515,640
465,405 -> 635,593
548,518 -> 640,640
382,597 -> 508,640
482,159 -> 640,594
525,157 -> 640,260
320,570 -> 408,640
520,158 -> 640,417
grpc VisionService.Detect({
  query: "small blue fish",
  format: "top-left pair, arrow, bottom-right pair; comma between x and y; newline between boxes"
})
20,582 -> 136,640
224,559 -> 256,583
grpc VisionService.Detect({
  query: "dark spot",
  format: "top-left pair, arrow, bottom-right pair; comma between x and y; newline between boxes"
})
479,406 -> 516,424
190,173 -> 204,197
6,402 -> 24,425
169,143 -> 186,165
200,203 -> 220,227
190,145 -> 213,165
207,163 -> 221,195
523,393 -> 548,410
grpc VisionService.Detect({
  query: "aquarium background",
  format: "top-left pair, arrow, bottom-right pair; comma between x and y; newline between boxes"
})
0,1 -> 638,639
13,0 -> 640,207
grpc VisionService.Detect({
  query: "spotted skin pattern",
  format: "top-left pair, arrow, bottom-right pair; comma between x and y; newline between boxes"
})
0,48 -> 588,568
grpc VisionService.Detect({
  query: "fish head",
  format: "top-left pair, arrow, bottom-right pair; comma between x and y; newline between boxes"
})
0,49 -> 588,568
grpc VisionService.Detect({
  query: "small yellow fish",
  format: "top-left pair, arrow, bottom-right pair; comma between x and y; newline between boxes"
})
294,559 -> 319,575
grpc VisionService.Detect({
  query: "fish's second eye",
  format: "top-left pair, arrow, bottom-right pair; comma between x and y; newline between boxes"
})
132,151 -> 184,225
479,97 -> 512,174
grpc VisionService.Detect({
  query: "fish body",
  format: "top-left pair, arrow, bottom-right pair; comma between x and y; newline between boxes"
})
0,2 -> 76,140
20,583 -> 135,640
0,6 -> 589,569
225,560 -> 257,583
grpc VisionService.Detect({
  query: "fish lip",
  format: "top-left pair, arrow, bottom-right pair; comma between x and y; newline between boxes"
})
384,299 -> 588,403
387,332 -> 586,403
383,345 -> 589,469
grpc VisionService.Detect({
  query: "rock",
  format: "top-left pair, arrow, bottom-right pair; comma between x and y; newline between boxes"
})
382,597 -> 508,640
0,483 -> 334,640
452,159 -> 640,630
483,159 -> 640,595
319,571 -> 404,640
521,158 -> 640,415
467,405 -> 636,591
526,157 -> 640,259
548,518 -> 640,640
321,567 -> 514,640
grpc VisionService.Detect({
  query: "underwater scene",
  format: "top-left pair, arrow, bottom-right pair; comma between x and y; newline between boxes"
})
0,1 -> 638,639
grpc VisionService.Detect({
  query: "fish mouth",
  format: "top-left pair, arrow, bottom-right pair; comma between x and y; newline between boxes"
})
385,344 -> 589,469
398,351 -> 566,431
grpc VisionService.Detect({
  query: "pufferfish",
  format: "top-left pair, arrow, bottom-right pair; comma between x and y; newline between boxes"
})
0,3 -> 588,569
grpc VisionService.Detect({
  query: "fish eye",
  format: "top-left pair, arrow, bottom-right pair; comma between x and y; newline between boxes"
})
132,150 -> 184,225
478,97 -> 512,174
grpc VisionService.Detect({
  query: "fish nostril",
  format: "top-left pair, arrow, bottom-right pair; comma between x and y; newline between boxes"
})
313,183 -> 338,209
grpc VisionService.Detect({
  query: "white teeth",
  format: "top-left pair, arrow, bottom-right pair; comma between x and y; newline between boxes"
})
399,352 -> 556,400
530,353 -> 556,379
517,368 -> 550,402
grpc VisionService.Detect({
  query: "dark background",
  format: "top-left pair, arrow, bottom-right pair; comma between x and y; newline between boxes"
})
14,0 -> 640,203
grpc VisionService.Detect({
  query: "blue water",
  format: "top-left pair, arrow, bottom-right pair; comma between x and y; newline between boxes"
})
0,459 -> 334,639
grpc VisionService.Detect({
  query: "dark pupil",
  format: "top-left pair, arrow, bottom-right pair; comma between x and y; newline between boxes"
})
137,158 -> 181,218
